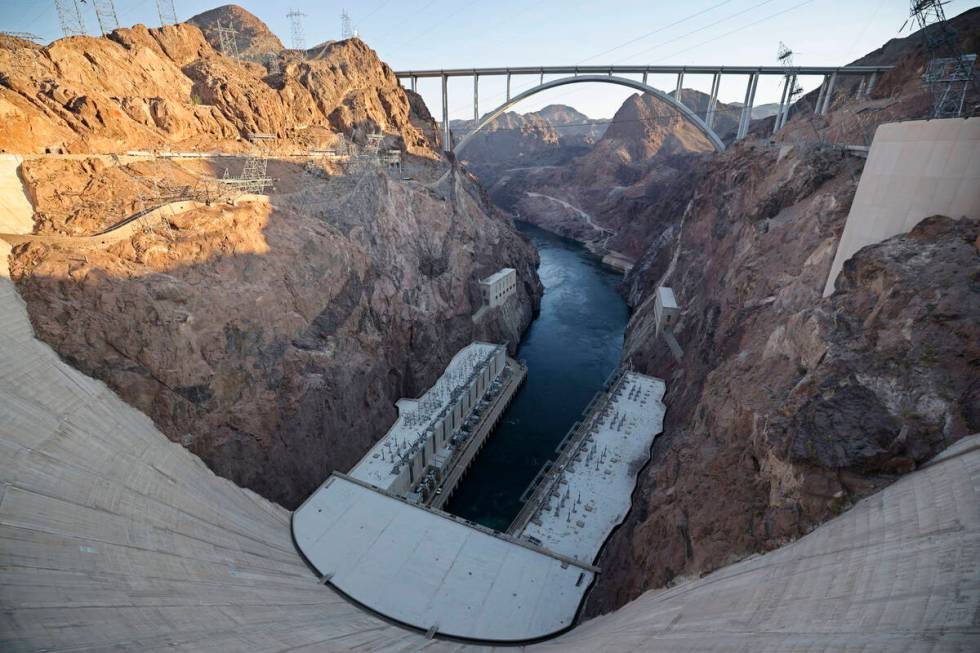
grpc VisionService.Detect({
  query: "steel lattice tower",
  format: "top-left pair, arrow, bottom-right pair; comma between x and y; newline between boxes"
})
54,0 -> 86,37
213,20 -> 240,60
341,10 -> 354,40
908,0 -> 978,117
777,42 -> 802,101
91,0 -> 120,36
155,0 -> 178,27
287,9 -> 307,50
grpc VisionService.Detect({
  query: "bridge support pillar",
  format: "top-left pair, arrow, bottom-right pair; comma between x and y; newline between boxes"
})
774,74 -> 790,135
506,73 -> 511,101
736,73 -> 759,141
815,75 -> 828,115
705,73 -> 721,129
865,71 -> 877,98
820,71 -> 838,114
675,71 -> 684,106
778,74 -> 797,130
411,76 -> 417,93
642,71 -> 648,86
441,74 -> 451,152
540,70 -> 544,85
473,74 -> 479,122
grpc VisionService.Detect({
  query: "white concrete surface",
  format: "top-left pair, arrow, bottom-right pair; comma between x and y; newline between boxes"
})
824,117 -> 980,295
293,475 -> 593,641
520,373 -> 666,562
0,155 -> 34,234
479,267 -> 517,307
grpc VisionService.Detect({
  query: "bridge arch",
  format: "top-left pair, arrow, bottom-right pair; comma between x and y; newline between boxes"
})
454,74 -> 726,154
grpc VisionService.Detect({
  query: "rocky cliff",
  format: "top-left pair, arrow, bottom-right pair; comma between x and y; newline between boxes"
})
9,161 -> 541,509
3,6 -> 542,509
583,10 -> 980,615
0,7 -> 436,156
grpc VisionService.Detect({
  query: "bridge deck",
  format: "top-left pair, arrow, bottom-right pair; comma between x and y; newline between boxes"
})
396,64 -> 893,78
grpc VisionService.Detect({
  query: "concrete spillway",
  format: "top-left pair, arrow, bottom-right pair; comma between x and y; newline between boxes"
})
2,159 -> 979,651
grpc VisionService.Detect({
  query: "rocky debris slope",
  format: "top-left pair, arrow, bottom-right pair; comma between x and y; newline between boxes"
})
0,7 -> 436,155
9,152 -> 541,509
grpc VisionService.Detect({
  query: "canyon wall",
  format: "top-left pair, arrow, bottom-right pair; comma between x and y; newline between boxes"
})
584,9 -> 980,614
2,7 -> 542,509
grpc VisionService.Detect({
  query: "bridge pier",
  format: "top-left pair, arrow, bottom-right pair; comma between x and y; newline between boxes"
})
441,74 -> 450,152
473,74 -> 479,122
675,72 -> 684,106
774,75 -> 790,135
865,71 -> 877,98
705,72 -> 721,129
779,74 -> 797,129
642,71 -> 648,86
411,76 -> 417,93
815,75 -> 828,115
820,71 -> 838,115
506,73 -> 511,101
736,72 -> 759,141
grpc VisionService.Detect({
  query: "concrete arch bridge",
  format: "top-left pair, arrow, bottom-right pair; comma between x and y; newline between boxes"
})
395,64 -> 893,153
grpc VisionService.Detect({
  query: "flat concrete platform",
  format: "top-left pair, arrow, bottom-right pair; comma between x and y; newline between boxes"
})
293,474 -> 594,642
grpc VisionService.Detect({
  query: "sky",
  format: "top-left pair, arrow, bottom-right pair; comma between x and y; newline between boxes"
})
2,1 -> 972,120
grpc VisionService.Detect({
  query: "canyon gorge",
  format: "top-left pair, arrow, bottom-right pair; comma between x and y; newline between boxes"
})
1,2 -> 978,651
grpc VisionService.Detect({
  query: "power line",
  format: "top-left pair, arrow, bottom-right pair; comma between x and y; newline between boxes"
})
576,0 -> 738,64
621,0 -> 816,63
616,0 -> 780,63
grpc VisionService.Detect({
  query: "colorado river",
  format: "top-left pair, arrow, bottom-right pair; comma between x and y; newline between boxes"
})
445,223 -> 630,531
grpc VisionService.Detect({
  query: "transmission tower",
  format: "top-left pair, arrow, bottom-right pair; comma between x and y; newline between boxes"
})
777,42 -> 803,100
907,0 -> 978,117
287,9 -> 307,50
91,0 -> 120,36
213,20 -> 240,60
341,10 -> 354,40
155,0 -> 178,27
54,0 -> 86,37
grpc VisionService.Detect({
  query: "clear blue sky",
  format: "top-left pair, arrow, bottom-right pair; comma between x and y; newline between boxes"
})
2,1 -> 970,119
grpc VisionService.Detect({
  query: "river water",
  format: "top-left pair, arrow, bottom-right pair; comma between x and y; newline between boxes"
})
445,223 -> 630,531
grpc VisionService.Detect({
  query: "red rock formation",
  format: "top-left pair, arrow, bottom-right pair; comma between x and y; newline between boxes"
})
0,13 -> 437,156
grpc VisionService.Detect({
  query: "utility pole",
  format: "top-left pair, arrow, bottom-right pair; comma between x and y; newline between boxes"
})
54,0 -> 86,37
341,9 -> 354,40
907,0 -> 978,118
286,9 -> 307,50
155,0 -> 178,27
91,0 -> 120,36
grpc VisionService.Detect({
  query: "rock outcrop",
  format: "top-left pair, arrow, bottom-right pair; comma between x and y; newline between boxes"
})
483,93 -> 715,256
0,8 -> 437,155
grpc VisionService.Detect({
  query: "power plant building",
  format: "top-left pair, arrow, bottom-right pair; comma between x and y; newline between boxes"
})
480,268 -> 517,307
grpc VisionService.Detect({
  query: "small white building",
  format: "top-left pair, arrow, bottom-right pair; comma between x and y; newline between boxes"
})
480,268 -> 518,308
654,286 -> 679,336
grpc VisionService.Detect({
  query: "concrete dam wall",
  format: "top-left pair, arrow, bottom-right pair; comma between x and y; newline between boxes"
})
2,158 -> 979,652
